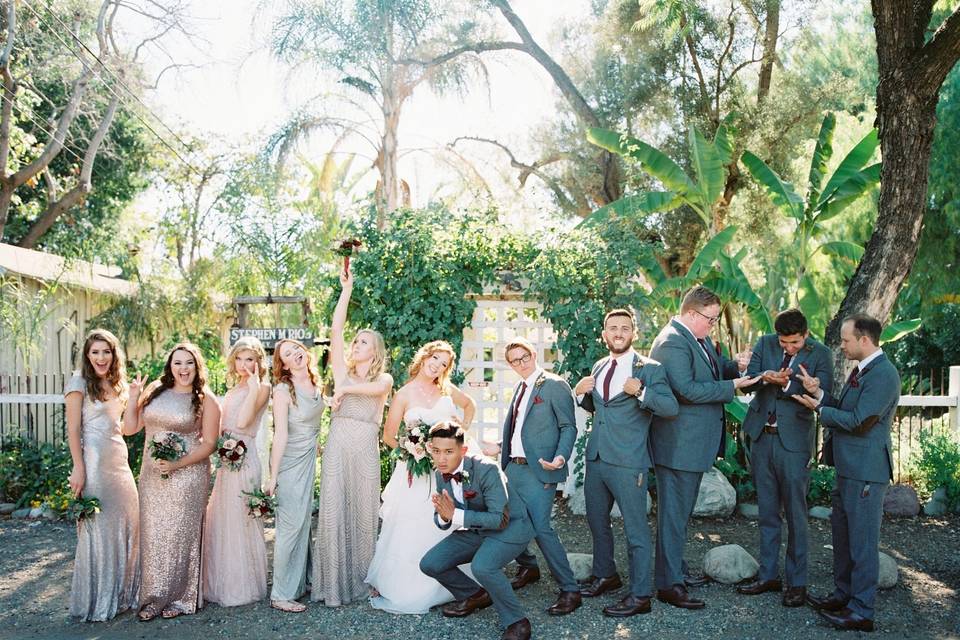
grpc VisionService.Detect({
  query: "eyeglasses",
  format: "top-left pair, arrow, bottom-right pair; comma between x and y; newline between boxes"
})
507,352 -> 533,367
694,309 -> 721,326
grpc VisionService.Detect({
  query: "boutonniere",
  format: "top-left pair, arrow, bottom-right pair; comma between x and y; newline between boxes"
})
461,470 -> 477,499
533,396 -> 544,405
803,344 -> 813,353
534,374 -> 546,389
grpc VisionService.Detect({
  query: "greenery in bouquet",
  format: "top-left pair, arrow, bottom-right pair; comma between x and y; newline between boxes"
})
149,432 -> 188,479
214,432 -> 248,471
389,419 -> 435,484
241,487 -> 278,518
66,495 -> 102,521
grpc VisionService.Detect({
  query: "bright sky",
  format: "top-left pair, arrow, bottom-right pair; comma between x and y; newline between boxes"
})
129,0 -> 594,220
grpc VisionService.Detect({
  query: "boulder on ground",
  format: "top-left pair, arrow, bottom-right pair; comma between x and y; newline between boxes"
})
878,552 -> 899,589
693,467 -> 737,518
809,506 -> 832,520
566,552 -> 593,582
703,544 -> 758,584
737,503 -> 759,519
883,484 -> 920,517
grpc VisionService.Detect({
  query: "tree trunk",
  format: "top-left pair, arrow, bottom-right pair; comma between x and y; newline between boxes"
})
757,0 -> 780,103
379,88 -> 402,228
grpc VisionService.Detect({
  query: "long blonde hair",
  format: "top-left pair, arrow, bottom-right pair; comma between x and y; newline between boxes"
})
79,328 -> 127,403
407,340 -> 456,392
226,337 -> 268,388
272,339 -> 320,404
346,329 -> 388,381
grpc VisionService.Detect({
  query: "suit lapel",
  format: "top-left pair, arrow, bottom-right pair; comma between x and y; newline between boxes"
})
520,371 -> 545,425
607,352 -> 644,403
459,457 -> 475,509
673,318 -> 717,378
839,353 -> 884,403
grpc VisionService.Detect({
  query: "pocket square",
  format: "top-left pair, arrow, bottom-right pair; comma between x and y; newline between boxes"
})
463,489 -> 477,500
533,396 -> 544,405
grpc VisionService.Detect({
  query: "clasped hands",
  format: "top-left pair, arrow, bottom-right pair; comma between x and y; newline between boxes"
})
432,489 -> 456,522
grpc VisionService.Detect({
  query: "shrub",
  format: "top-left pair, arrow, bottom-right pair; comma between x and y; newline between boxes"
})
0,437 -> 72,508
910,429 -> 960,510
807,464 -> 836,506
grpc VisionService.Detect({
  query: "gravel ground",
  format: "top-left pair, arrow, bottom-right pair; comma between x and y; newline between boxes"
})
1,508 -> 958,640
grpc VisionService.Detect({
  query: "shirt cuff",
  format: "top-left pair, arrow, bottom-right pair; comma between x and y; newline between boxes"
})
635,387 -> 646,403
816,389 -> 825,405
452,508 -> 465,530
575,394 -> 584,404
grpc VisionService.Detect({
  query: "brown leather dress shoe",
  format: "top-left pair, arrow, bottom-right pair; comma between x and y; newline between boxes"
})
510,566 -> 541,590
736,579 -> 783,595
602,594 -> 652,617
501,617 -> 532,640
546,590 -> 581,616
782,586 -> 806,607
579,573 -> 623,597
683,573 -> 710,588
442,589 -> 493,618
656,584 -> 706,610
806,591 -> 848,612
818,607 -> 875,632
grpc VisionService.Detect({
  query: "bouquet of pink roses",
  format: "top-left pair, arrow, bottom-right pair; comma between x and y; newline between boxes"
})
149,431 -> 188,479
389,418 -> 434,486
241,487 -> 277,518
214,432 -> 247,471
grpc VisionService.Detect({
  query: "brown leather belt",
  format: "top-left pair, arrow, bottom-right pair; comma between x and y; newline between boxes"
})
511,456 -> 528,465
762,425 -> 778,434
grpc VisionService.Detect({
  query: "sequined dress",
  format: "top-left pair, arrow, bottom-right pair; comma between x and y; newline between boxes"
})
137,389 -> 209,616
202,384 -> 269,606
270,384 -> 323,602
66,374 -> 140,621
311,377 -> 382,606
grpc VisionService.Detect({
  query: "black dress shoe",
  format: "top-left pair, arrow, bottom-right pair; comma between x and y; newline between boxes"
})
579,573 -> 623,597
782,586 -> 806,607
442,589 -> 493,617
806,591 -> 849,612
510,566 -> 541,590
546,590 -> 581,616
818,607 -> 875,632
736,579 -> 783,595
683,573 -> 710,588
656,584 -> 705,610
502,617 -> 532,640
602,594 -> 652,617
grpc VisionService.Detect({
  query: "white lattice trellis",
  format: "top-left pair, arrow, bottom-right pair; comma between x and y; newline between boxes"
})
459,294 -> 558,446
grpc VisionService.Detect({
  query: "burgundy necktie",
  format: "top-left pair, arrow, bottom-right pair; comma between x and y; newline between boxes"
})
847,366 -> 860,387
768,352 -> 794,425
511,382 -> 527,427
697,338 -> 720,378
602,358 -> 618,402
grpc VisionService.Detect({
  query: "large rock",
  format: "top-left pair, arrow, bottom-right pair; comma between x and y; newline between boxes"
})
12,508 -> 31,519
737,503 -> 759,519
568,485 -> 652,517
884,484 -> 920,517
703,544 -> 758,584
923,486 -> 949,517
878,552 -> 899,589
28,507 -> 43,518
809,506 -> 832,520
0,503 -> 15,515
693,467 -> 736,518
566,552 -> 593,582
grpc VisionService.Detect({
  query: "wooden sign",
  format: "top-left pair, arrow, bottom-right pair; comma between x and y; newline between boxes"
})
229,327 -> 315,349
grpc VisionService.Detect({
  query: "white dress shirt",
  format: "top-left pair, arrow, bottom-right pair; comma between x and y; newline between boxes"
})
577,349 -> 646,403
509,367 -> 545,459
446,459 -> 467,529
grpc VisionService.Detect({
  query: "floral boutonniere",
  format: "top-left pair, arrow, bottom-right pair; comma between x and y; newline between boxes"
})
803,343 -> 814,353
534,373 -> 546,389
461,470 -> 477,500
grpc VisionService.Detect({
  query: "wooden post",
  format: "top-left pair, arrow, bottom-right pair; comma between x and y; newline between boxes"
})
949,365 -> 960,437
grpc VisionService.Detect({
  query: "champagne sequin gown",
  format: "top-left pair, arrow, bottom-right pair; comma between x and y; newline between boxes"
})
311,377 -> 381,606
270,384 -> 323,602
202,384 -> 269,606
66,374 -> 140,621
137,389 -> 210,617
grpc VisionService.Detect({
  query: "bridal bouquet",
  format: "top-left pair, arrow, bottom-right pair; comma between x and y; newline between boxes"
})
390,418 -> 434,485
66,495 -> 101,521
149,431 -> 188,479
241,487 -> 277,518
214,432 -> 247,471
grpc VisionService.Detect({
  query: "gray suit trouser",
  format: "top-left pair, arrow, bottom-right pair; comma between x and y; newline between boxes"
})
507,462 -> 578,592
584,458 -> 652,597
751,431 -> 810,586
830,476 -> 887,619
653,465 -> 702,589
420,531 -> 527,628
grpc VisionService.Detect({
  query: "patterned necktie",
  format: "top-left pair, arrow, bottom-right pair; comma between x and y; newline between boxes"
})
602,358 -> 618,402
697,338 -> 720,378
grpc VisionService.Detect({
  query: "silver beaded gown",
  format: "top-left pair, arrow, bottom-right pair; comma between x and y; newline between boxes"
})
66,374 -> 140,622
311,377 -> 381,606
137,389 -> 209,617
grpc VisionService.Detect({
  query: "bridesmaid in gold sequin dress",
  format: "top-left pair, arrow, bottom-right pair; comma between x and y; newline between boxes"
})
312,267 -> 392,606
123,343 -> 221,621
267,339 -> 323,613
66,329 -> 140,622
202,337 -> 271,606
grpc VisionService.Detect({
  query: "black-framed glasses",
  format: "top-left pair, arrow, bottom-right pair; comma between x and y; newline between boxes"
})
694,309 -> 721,325
507,353 -> 533,367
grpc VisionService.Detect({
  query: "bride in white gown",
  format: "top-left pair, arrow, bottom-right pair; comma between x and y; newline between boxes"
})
366,340 -> 489,614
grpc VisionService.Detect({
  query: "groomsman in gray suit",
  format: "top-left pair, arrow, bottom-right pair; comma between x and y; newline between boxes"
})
649,286 -> 759,609
736,308 -> 833,607
420,422 -> 536,640
793,314 -> 900,632
496,337 -> 581,615
573,308 -> 679,617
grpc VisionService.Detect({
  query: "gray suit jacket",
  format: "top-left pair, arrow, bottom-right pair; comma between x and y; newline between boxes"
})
433,454 -> 534,544
743,334 -> 834,453
819,353 -> 899,484
499,372 -> 577,484
578,352 -> 679,470
649,318 -> 741,472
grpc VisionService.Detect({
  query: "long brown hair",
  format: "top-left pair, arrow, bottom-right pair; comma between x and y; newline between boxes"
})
79,328 -> 127,403
142,342 -> 208,417
272,339 -> 320,404
407,340 -> 456,392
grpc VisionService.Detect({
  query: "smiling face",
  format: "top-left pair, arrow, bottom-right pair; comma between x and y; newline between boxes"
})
420,350 -> 451,382
777,331 -> 809,357
234,349 -> 258,379
683,303 -> 721,339
170,349 -> 197,389
430,436 -> 467,474
86,340 -> 114,379
279,341 -> 308,372
601,314 -> 635,355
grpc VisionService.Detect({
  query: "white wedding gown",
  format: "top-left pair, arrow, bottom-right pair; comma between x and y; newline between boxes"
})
366,395 -> 477,614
